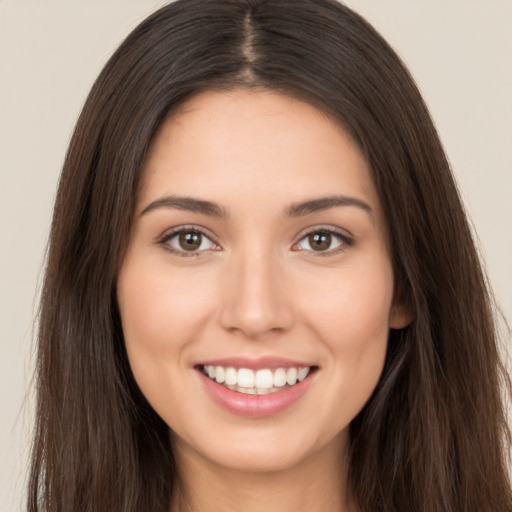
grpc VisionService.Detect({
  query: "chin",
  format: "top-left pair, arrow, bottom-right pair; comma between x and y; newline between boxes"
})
171,421 -> 348,475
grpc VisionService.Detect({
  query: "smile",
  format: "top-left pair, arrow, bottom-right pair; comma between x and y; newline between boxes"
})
202,365 -> 311,395
197,361 -> 317,417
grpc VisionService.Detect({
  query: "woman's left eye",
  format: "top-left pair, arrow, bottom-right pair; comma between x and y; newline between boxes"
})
294,229 -> 352,254
160,228 -> 217,256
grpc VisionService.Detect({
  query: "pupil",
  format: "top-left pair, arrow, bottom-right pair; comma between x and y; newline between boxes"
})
310,232 -> 331,251
179,231 -> 202,251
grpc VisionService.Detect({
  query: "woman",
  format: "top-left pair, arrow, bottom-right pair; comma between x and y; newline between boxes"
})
28,0 -> 512,511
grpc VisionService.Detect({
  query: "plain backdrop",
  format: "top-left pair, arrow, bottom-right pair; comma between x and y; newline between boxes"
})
1,1 -> 511,511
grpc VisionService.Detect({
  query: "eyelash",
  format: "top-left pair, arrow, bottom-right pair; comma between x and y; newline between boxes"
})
157,225 -> 218,258
294,227 -> 354,257
157,226 -> 354,258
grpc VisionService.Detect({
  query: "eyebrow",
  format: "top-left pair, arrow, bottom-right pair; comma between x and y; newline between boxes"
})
140,194 -> 372,219
285,195 -> 373,217
140,195 -> 228,218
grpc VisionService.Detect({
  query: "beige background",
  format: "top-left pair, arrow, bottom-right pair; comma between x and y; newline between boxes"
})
1,1 -> 511,511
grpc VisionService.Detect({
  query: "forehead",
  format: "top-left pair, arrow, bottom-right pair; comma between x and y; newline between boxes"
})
139,88 -> 381,218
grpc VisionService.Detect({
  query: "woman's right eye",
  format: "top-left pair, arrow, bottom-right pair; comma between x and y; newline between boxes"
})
159,228 -> 217,256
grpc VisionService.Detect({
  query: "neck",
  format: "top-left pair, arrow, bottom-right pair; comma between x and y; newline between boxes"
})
171,435 -> 356,512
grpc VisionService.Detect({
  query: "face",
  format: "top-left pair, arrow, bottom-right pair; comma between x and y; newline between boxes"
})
117,89 -> 409,474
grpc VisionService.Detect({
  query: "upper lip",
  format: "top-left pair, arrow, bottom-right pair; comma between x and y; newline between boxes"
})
196,356 -> 315,370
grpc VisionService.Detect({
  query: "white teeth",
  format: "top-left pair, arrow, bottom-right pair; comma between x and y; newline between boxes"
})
202,364 -> 313,392
286,367 -> 298,385
297,367 -> 310,382
273,368 -> 287,387
214,366 -> 225,384
224,367 -> 237,386
237,368 -> 255,388
255,369 -> 273,388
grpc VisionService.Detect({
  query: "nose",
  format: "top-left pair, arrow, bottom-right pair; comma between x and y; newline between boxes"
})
218,248 -> 295,340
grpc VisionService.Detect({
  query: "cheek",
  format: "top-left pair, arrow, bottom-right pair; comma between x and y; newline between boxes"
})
304,257 -> 394,343
118,262 -> 214,351
116,257 -> 218,403
299,253 -> 393,395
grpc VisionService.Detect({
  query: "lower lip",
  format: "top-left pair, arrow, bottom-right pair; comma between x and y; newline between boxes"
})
198,370 -> 314,418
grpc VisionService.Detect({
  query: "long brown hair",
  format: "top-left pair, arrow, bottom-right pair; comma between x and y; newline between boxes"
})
28,1 -> 512,510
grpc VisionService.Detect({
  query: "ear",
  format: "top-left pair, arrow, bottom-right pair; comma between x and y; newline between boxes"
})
389,293 -> 414,330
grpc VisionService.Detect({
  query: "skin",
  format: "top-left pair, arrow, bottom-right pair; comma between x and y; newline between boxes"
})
117,88 -> 410,512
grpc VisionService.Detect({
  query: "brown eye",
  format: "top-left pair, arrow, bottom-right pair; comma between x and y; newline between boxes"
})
295,229 -> 348,254
179,231 -> 202,251
162,228 -> 216,255
308,232 -> 332,251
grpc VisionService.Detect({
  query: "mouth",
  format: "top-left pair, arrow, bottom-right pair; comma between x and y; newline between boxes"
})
198,364 -> 317,395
